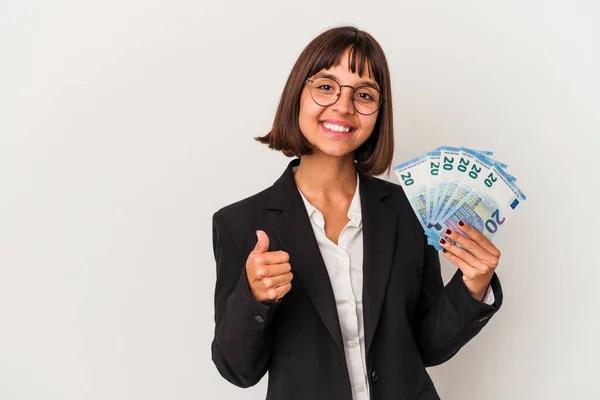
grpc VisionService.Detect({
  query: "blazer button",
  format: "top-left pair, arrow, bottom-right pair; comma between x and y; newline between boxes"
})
254,316 -> 264,323
371,369 -> 379,382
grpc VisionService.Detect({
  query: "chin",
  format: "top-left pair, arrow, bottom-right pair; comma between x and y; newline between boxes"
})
314,144 -> 355,158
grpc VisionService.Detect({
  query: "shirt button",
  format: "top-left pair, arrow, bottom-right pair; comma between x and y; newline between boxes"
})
254,316 -> 264,323
348,301 -> 354,308
349,341 -> 359,348
357,384 -> 365,392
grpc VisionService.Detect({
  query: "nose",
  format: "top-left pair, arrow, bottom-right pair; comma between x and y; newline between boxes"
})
331,86 -> 355,115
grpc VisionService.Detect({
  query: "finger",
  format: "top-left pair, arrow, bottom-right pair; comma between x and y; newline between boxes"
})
443,227 -> 497,266
439,238 -> 488,272
455,221 -> 501,259
256,262 -> 292,279
254,251 -> 290,267
441,248 -> 479,280
267,283 -> 292,301
250,230 -> 270,255
262,272 -> 294,291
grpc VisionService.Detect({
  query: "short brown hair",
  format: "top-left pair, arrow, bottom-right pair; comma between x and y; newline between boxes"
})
254,26 -> 394,177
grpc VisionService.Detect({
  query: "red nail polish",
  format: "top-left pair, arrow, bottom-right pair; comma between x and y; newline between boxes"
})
458,221 -> 465,227
445,229 -> 452,235
442,249 -> 447,253
439,239 -> 446,244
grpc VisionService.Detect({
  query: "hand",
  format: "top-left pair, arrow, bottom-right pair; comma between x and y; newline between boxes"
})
438,221 -> 501,301
246,230 -> 293,302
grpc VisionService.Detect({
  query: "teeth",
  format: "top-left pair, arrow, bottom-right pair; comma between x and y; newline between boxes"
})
323,122 -> 352,133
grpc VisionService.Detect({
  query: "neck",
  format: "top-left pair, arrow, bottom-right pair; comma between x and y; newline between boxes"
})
294,154 -> 357,198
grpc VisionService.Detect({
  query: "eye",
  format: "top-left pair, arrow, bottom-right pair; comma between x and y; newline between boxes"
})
355,87 -> 380,103
317,84 -> 334,91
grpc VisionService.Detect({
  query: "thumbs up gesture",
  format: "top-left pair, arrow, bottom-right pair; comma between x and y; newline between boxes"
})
246,230 -> 293,302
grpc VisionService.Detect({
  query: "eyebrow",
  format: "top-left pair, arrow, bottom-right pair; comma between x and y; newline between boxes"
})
314,73 -> 380,90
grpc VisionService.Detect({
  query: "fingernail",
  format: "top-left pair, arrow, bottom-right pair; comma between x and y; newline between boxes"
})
439,238 -> 446,244
445,229 -> 452,235
442,249 -> 448,253
458,221 -> 465,227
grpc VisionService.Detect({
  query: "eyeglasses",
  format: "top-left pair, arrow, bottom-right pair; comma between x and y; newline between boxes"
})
304,76 -> 385,116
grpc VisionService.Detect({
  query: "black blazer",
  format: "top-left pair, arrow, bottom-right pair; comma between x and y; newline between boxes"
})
211,158 -> 502,400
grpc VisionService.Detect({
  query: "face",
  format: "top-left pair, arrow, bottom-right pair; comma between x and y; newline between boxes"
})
298,49 -> 380,158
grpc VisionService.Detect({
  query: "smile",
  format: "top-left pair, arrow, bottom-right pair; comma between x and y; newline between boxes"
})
321,122 -> 354,133
320,122 -> 355,138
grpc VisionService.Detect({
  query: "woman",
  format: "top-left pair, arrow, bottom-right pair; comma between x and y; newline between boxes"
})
211,26 -> 502,400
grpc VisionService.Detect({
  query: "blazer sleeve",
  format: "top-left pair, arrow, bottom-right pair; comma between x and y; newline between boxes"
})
211,211 -> 280,388
414,235 -> 503,367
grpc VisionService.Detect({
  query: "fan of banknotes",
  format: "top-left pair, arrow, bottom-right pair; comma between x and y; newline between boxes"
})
393,146 -> 526,250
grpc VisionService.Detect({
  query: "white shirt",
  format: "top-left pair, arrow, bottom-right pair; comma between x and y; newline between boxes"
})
293,167 -> 494,399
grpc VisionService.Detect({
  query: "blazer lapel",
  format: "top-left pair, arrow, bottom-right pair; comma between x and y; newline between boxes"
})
359,173 -> 397,357
267,159 -> 398,358
268,159 -> 344,352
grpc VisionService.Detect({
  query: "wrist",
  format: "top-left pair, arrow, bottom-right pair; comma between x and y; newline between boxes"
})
463,276 -> 491,302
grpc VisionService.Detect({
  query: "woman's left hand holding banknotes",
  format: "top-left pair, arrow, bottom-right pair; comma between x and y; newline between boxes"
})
438,220 -> 501,302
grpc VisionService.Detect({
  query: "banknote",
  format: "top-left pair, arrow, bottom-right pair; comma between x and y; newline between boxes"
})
394,146 -> 526,250
432,148 -> 511,225
393,154 -> 443,249
393,154 -> 429,229
425,150 -> 442,224
435,164 -> 526,242
430,146 -> 463,224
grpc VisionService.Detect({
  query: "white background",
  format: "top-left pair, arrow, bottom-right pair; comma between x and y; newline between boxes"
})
1,0 -> 599,399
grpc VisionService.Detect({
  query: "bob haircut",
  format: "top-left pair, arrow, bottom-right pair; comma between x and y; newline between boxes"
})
254,26 -> 394,177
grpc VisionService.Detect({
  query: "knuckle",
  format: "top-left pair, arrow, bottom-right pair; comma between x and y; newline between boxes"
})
464,241 -> 476,252
263,278 -> 272,288
267,289 -> 277,300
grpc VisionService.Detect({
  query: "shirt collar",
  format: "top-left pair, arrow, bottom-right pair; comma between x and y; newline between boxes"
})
292,166 -> 362,227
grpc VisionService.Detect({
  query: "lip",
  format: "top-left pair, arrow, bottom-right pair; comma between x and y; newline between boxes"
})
320,119 -> 356,129
320,121 -> 355,138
